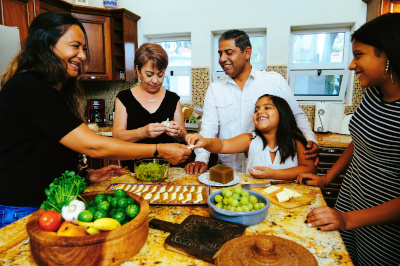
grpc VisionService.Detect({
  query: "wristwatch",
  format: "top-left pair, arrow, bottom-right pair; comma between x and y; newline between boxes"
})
153,144 -> 159,157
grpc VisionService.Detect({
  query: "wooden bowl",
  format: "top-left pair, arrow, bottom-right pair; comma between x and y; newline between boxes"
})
26,190 -> 149,266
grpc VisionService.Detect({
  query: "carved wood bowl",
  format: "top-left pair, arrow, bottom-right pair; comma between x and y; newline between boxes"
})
26,190 -> 149,266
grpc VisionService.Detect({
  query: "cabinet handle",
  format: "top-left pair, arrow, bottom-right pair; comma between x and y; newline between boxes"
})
326,191 -> 333,195
90,76 -> 101,80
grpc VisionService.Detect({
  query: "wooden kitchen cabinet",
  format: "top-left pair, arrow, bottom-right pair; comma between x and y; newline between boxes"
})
72,12 -> 113,81
36,0 -> 140,82
0,0 -> 40,45
318,146 -> 346,208
381,0 -> 400,14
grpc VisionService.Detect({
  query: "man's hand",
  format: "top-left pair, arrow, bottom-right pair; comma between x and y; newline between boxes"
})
87,165 -> 125,182
304,141 -> 319,166
185,161 -> 208,175
305,206 -> 347,231
158,143 -> 191,165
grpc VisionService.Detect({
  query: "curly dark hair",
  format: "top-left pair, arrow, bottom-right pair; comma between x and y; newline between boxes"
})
254,94 -> 307,164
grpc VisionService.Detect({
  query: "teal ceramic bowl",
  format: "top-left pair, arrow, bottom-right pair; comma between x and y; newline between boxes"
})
207,190 -> 270,226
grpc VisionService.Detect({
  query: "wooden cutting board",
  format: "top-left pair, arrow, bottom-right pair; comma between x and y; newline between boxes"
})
149,215 -> 247,263
252,185 -> 315,209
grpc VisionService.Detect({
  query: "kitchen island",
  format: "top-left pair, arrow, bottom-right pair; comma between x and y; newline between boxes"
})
0,168 -> 353,265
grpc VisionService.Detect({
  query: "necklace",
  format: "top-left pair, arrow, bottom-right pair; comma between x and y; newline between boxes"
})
266,146 -> 279,152
147,99 -> 156,103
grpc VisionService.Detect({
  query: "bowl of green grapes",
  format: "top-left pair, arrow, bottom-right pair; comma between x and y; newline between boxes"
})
134,159 -> 170,182
207,186 -> 270,226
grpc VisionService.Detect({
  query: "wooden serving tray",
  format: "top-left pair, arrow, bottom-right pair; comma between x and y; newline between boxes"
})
107,183 -> 211,205
150,215 -> 247,263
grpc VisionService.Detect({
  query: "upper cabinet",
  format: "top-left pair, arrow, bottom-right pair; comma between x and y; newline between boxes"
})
381,0 -> 400,14
365,0 -> 400,22
0,0 -> 140,82
0,0 -> 40,46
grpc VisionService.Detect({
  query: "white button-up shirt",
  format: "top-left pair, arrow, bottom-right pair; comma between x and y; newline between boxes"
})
195,68 -> 317,173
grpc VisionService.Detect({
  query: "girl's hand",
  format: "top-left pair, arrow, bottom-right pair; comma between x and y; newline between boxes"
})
185,133 -> 207,149
145,123 -> 166,139
296,173 -> 326,187
306,207 -> 347,231
165,121 -> 183,138
248,166 -> 275,179
87,165 -> 125,182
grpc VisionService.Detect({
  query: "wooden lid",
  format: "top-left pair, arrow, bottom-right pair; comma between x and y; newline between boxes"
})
215,235 -> 317,266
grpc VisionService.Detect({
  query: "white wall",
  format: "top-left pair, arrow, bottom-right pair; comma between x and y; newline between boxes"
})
86,0 -> 367,68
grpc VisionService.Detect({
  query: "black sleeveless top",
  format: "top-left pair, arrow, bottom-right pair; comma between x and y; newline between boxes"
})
116,88 -> 180,145
116,89 -> 180,171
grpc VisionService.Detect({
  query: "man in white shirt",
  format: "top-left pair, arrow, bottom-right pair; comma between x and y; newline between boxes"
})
185,30 -> 318,174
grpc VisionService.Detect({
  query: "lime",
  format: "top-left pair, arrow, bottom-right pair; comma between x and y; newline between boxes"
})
230,199 -> 239,207
94,194 -> 107,205
232,193 -> 241,200
111,211 -> 127,224
126,197 -> 135,205
225,191 -> 233,198
216,202 -> 223,209
235,206 -> 243,212
240,196 -> 249,205
93,210 -> 108,220
117,197 -> 128,208
125,204 -> 140,218
241,190 -> 249,197
87,206 -> 97,215
109,197 -> 119,208
97,200 -> 111,213
249,195 -> 258,204
114,189 -> 127,198
254,203 -> 261,210
78,210 -> 93,222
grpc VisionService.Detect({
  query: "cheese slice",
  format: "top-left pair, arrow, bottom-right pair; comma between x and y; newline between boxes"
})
193,193 -> 203,203
263,185 -> 281,194
283,188 -> 302,198
276,191 -> 291,203
283,188 -> 295,198
159,187 -> 166,193
151,193 -> 160,202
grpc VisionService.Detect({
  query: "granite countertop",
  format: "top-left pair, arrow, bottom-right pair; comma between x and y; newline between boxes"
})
0,168 -> 353,265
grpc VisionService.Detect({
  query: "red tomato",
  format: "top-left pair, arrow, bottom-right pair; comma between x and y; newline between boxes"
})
38,210 -> 63,232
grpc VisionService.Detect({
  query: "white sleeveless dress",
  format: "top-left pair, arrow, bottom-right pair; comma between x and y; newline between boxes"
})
245,133 -> 298,173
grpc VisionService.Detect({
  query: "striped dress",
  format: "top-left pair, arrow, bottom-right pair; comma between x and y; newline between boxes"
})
335,87 -> 400,266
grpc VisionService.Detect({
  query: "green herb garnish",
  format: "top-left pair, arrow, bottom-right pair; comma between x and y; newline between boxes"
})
40,170 -> 86,212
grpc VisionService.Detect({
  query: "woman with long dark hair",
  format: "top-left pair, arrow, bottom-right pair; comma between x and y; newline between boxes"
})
298,13 -> 400,265
0,11 -> 190,228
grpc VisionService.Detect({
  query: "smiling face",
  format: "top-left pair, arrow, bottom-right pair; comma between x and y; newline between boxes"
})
218,39 -> 251,79
52,25 -> 87,79
136,61 -> 165,94
253,96 -> 280,133
348,40 -> 388,88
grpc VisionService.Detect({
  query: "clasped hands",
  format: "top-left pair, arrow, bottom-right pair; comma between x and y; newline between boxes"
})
146,121 -> 183,139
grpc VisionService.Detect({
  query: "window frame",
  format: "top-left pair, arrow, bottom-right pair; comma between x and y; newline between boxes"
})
212,31 -> 266,81
288,28 -> 351,103
150,36 -> 192,104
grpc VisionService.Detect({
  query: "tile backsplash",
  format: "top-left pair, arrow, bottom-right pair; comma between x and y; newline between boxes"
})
82,66 -> 363,128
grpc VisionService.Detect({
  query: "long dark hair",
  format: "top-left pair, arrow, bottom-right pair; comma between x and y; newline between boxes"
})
0,11 -> 89,121
254,94 -> 307,164
351,13 -> 400,79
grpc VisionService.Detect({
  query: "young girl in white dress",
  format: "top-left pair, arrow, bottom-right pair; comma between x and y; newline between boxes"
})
186,94 -> 316,179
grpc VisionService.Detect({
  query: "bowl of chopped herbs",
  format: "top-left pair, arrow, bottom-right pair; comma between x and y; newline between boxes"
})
134,159 -> 170,182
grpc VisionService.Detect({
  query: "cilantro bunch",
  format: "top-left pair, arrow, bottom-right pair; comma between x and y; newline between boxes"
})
41,170 -> 87,212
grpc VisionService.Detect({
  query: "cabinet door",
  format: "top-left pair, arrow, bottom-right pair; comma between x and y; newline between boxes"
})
72,13 -> 112,81
381,0 -> 400,14
0,0 -> 39,45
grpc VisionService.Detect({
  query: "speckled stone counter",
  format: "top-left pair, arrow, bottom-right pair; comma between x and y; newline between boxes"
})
0,168 -> 353,265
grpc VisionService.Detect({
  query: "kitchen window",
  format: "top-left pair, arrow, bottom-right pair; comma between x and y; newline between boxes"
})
152,37 -> 192,104
213,32 -> 266,81
288,28 -> 351,102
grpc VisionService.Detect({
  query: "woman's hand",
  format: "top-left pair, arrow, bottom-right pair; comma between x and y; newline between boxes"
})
157,143 -> 191,165
296,173 -> 327,187
306,207 -> 347,231
87,165 -> 126,182
145,123 -> 166,139
248,166 -> 275,179
165,121 -> 184,138
185,133 -> 208,149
